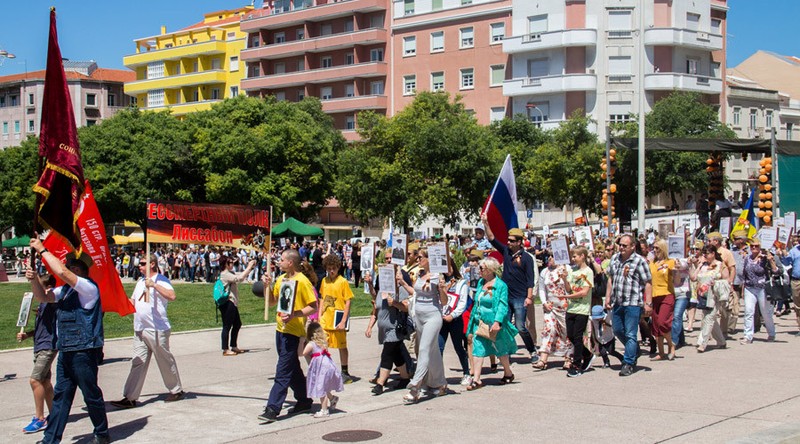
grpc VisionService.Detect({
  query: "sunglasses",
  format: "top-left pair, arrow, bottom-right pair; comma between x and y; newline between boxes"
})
138,262 -> 147,266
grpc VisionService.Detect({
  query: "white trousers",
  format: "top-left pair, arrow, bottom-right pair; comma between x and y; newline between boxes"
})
743,287 -> 776,341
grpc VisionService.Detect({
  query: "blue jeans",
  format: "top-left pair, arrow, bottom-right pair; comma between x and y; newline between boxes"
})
672,296 -> 689,345
267,332 -> 311,413
44,348 -> 108,444
612,305 -> 642,366
508,298 -> 535,353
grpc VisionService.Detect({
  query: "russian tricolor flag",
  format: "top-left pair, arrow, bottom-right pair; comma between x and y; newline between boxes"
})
483,154 -> 519,247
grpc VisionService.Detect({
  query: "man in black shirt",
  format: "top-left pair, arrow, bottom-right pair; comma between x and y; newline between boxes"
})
480,213 -> 539,364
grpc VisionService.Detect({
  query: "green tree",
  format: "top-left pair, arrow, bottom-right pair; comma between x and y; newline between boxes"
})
489,115 -> 550,207
0,137 -> 38,234
613,91 -> 736,209
79,108 -> 200,227
335,92 -> 500,230
185,95 -> 345,220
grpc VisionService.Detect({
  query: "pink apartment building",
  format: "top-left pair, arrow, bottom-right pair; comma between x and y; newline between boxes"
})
0,61 -> 135,149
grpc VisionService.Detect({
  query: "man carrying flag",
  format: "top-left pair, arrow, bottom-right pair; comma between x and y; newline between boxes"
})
28,9 -> 111,444
480,155 -> 540,364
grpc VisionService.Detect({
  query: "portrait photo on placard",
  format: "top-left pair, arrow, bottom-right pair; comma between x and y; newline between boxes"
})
428,242 -> 449,275
361,242 -> 374,271
551,237 -> 571,265
667,234 -> 686,259
391,234 -> 407,266
17,292 -> 34,328
378,264 -> 397,298
276,279 -> 297,315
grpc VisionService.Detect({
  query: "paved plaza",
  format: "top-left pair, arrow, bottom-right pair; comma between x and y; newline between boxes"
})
1,307 -> 799,443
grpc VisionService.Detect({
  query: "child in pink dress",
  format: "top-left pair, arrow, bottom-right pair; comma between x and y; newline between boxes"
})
303,322 -> 344,418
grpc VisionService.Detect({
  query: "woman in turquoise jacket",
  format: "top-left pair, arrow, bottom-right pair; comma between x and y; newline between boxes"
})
466,257 -> 519,390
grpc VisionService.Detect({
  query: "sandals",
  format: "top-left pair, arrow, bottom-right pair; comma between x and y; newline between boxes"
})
403,388 -> 420,404
466,380 -> 484,391
532,360 -> 547,371
498,374 -> 515,385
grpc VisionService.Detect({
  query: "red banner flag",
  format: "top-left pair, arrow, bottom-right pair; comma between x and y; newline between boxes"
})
43,182 -> 134,317
32,8 -> 85,250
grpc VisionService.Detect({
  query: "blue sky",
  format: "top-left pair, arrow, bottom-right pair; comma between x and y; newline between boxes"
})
0,0 -> 796,75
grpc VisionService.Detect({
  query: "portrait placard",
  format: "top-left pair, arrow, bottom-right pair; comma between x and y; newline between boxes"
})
391,234 -> 407,266
360,242 -> 375,271
668,233 -> 686,259
428,242 -> 449,275
17,292 -> 34,328
658,221 -> 674,241
378,265 -> 397,298
758,226 -> 778,250
719,217 -> 731,239
573,226 -> 594,251
776,227 -> 791,250
276,279 -> 297,315
551,237 -> 571,265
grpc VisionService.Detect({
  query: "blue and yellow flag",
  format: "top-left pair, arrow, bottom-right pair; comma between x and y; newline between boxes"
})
731,188 -> 757,240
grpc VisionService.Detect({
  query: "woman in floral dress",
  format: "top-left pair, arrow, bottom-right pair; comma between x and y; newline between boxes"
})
532,256 -> 573,370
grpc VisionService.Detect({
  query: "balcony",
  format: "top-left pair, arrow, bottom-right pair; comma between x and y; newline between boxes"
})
124,70 -> 228,95
644,73 -> 722,94
341,130 -> 360,142
123,41 -> 228,67
241,0 -> 385,31
241,61 -> 387,90
503,29 -> 597,54
644,28 -> 723,51
241,28 -> 387,61
503,74 -> 597,97
322,94 -> 387,113
141,99 -> 223,116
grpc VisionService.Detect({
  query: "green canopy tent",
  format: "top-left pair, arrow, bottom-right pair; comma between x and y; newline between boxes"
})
271,217 -> 324,238
2,235 -> 31,248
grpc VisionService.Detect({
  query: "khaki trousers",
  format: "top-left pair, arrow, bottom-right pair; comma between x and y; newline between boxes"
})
698,306 -> 726,348
123,329 -> 183,401
719,286 -> 740,335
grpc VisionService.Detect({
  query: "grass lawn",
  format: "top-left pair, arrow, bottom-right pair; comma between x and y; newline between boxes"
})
0,281 -> 374,351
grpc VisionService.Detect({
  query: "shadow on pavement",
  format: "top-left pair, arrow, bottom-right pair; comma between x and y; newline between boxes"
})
73,415 -> 150,443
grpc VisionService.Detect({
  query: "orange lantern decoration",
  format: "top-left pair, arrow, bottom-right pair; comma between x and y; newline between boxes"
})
766,192 -> 773,200
765,184 -> 772,191
610,184 -> 617,193
757,210 -> 766,218
764,215 -> 771,224
765,201 -> 773,209
765,164 -> 772,173
759,174 -> 769,183
759,168 -> 767,175
759,193 -> 766,200
706,158 -> 714,165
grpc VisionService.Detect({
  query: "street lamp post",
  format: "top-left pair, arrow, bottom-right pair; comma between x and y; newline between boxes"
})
0,49 -> 16,66
526,102 -> 544,127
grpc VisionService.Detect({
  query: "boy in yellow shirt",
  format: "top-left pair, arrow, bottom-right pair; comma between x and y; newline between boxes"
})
319,254 -> 355,383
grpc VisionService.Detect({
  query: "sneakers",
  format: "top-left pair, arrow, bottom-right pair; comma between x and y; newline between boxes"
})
165,391 -> 185,402
582,354 -> 596,372
530,352 -> 540,364
402,387 -> 420,404
342,372 -> 354,385
460,374 -> 473,386
739,338 -> 753,345
288,401 -> 313,415
23,416 -> 46,434
313,409 -> 330,418
371,384 -> 384,396
257,407 -> 279,423
619,364 -> 634,377
110,398 -> 137,409
567,368 -> 582,378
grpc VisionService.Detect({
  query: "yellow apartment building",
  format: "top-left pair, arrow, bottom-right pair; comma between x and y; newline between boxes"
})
123,6 -> 253,117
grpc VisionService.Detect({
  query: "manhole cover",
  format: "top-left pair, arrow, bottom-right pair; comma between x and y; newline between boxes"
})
322,430 -> 383,442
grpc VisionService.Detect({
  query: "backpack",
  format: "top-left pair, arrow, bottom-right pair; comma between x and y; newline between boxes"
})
213,278 -> 230,306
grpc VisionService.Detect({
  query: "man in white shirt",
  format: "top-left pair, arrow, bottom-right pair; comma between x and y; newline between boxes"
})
111,254 -> 184,408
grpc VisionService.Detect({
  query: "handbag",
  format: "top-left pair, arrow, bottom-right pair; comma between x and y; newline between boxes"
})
476,320 -> 497,341
714,280 -> 731,303
765,274 -> 792,303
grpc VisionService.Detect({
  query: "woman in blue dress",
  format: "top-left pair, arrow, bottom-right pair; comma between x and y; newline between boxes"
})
466,257 -> 518,390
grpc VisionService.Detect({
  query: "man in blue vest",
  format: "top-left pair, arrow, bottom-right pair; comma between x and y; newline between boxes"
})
27,237 -> 109,444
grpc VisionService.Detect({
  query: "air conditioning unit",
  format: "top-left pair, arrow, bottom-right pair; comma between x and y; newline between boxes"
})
588,68 -> 595,74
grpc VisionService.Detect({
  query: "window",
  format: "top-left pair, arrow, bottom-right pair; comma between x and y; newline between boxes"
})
526,103 -> 549,124
275,62 -> 286,74
490,107 -> 505,122
403,36 -> 416,56
230,56 -> 239,72
10,95 -> 18,106
147,62 -> 165,79
273,0 -> 290,13
86,120 -> 96,127
528,58 -> 549,78
174,63 -> 181,75
293,0 -> 310,10
321,24 -> 333,36
370,14 -> 383,29
298,91 -> 305,100
321,86 -> 333,100
227,31 -> 236,39
1,122 -> 6,134
686,12 -> 701,31
211,88 -> 220,100
491,23 -> 505,43
344,19 -> 354,33
788,123 -> 794,140
490,65 -> 505,86
250,64 -> 261,77
711,18 -> 722,34
370,48 -> 384,62
608,56 -> 632,82
686,58 -> 698,75
230,86 -> 239,97
14,120 -> 20,133
431,72 -> 444,91
732,107 -> 741,126
766,110 -> 773,129
345,52 -> 354,65
404,0 -> 414,16
28,93 -> 34,105
108,94 -> 116,107
460,68 -> 474,89
193,61 -> 199,72
431,31 -> 444,52
148,89 -> 165,108
297,59 -> 305,71
275,91 -> 286,101
86,94 -> 97,107
345,115 -> 355,130
461,0 -> 473,4
28,120 -> 34,132
296,29 -> 305,40
251,35 -> 260,47
404,75 -> 416,95
432,0 -> 443,10
608,101 -> 632,123
275,32 -> 285,44
749,109 -> 758,130
345,84 -> 354,97
460,27 -> 474,48
211,58 -> 221,70
0,96 -> 5,107
371,81 -> 384,95
321,56 -> 332,68
608,9 -> 633,38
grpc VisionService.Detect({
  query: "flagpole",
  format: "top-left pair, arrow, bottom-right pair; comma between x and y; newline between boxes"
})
265,206 -> 273,322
